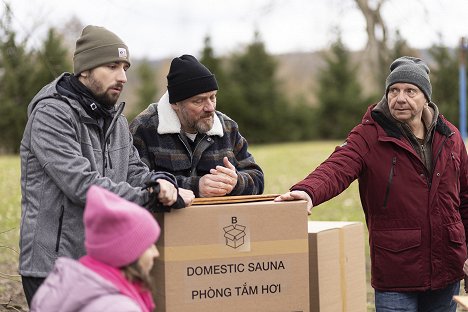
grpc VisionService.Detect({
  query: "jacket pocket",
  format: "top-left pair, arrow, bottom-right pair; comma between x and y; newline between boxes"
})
444,221 -> 466,277
55,205 -> 64,252
372,228 -> 423,288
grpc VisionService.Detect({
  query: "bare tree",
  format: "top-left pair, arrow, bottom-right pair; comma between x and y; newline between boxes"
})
354,0 -> 390,85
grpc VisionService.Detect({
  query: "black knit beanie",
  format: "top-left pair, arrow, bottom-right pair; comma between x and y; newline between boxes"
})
167,55 -> 218,103
73,25 -> 130,75
385,56 -> 431,101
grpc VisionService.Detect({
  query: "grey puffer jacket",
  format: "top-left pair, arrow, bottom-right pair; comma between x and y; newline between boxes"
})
20,73 -> 155,278
30,258 -> 142,312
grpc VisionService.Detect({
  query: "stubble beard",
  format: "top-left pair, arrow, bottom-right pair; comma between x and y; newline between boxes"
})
88,74 -> 122,108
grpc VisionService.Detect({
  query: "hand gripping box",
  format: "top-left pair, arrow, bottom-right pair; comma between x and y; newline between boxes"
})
152,200 -> 309,312
308,221 -> 366,312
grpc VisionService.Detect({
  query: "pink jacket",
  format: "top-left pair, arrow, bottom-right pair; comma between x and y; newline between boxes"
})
30,258 -> 142,312
293,103 -> 468,292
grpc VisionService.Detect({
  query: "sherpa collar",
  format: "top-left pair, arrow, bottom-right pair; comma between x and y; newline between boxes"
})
156,91 -> 224,137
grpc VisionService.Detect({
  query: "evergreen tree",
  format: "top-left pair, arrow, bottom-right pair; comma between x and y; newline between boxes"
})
229,31 -> 291,143
315,36 -> 368,139
0,5 -> 36,153
200,36 -> 224,82
199,35 -> 244,131
127,59 -> 158,122
429,44 -> 459,126
32,27 -> 72,95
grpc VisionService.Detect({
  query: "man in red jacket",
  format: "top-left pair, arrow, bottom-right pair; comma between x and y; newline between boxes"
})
276,56 -> 468,312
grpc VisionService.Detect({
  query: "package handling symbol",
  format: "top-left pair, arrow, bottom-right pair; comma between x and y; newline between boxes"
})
223,224 -> 246,249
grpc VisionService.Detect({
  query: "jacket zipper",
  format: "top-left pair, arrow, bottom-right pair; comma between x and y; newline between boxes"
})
178,134 -> 207,176
55,205 -> 64,252
383,156 -> 396,209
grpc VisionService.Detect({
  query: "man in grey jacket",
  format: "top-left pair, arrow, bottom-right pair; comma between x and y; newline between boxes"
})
19,25 -> 194,306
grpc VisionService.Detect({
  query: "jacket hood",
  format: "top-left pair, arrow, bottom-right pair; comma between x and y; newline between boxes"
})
156,91 -> 224,137
366,97 -> 451,139
31,258 -> 120,311
27,73 -> 89,118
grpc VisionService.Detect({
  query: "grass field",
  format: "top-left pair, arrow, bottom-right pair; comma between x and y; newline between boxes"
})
5,140 -> 453,311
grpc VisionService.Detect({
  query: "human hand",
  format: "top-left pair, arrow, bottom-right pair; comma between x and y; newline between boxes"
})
274,190 -> 313,215
199,157 -> 238,197
155,179 -> 178,206
463,259 -> 468,275
179,188 -> 195,207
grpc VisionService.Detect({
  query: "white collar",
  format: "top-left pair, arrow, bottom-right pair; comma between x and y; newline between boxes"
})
156,91 -> 224,137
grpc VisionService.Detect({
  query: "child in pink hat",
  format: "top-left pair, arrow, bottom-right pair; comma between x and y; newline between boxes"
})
31,185 -> 161,312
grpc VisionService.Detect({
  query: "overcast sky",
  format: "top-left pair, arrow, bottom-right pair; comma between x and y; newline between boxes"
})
4,0 -> 468,60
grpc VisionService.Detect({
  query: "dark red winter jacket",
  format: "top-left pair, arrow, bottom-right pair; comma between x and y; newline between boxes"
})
293,104 -> 468,292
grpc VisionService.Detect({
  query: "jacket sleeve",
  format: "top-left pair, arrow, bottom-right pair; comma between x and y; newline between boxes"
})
84,294 -> 142,312
129,114 -> 153,170
28,103 -> 150,206
455,132 -> 468,246
228,127 -> 264,196
291,126 -> 369,206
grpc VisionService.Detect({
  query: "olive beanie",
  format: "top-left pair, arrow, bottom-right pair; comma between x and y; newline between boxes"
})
73,25 -> 130,75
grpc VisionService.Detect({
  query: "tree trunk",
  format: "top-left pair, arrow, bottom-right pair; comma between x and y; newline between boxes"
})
354,0 -> 389,89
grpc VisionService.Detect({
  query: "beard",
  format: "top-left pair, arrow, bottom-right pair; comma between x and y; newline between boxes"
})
87,73 -> 123,108
179,106 -> 214,133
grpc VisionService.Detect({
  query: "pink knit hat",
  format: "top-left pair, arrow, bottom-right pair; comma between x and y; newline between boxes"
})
84,185 -> 161,267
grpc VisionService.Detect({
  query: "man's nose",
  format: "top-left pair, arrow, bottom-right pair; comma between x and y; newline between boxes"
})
117,68 -> 127,83
204,99 -> 215,111
396,90 -> 406,101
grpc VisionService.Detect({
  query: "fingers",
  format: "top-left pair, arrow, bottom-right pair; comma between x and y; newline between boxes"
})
199,174 -> 231,197
464,259 -> 468,275
274,191 -> 313,215
274,191 -> 297,202
223,156 -> 236,170
156,179 -> 177,206
199,159 -> 238,197
179,188 -> 195,207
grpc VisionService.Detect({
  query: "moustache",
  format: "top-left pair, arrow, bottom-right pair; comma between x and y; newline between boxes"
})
201,113 -> 214,119
111,83 -> 124,91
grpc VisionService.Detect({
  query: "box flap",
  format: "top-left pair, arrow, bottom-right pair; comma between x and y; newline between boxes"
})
193,194 -> 280,205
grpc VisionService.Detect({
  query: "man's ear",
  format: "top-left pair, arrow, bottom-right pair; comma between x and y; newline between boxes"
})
171,103 -> 179,111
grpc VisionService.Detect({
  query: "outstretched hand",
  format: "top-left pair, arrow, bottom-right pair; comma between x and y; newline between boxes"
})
274,190 -> 313,215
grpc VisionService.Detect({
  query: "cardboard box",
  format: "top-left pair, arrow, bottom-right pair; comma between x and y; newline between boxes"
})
153,200 -> 310,312
308,221 -> 366,312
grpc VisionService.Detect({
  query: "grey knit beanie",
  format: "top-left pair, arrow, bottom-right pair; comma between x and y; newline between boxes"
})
167,54 -> 218,103
73,25 -> 130,75
385,56 -> 431,101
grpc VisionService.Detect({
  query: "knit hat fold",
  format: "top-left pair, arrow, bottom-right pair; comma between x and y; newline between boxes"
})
84,185 -> 160,268
167,54 -> 218,103
385,56 -> 431,101
74,25 -> 130,75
